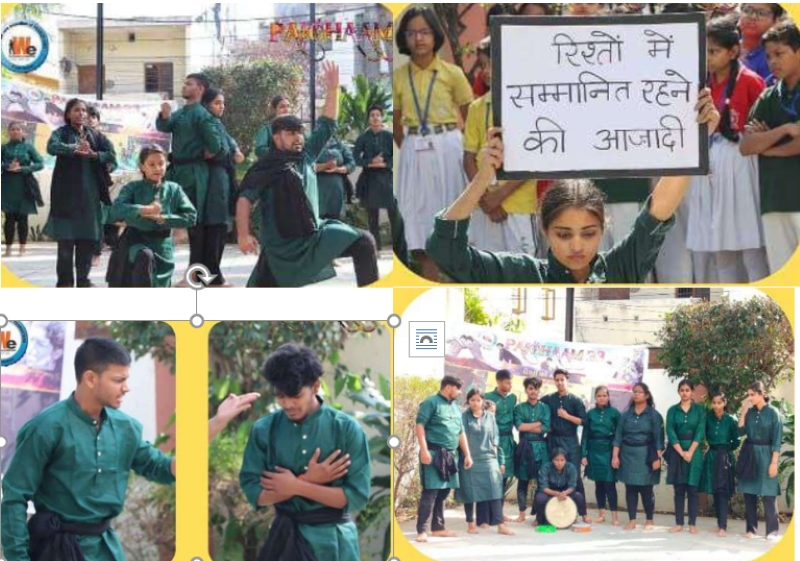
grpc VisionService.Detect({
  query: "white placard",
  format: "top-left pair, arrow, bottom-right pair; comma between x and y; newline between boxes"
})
493,14 -> 708,179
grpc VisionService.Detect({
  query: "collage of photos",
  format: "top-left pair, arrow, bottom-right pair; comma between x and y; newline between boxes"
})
0,3 -> 798,561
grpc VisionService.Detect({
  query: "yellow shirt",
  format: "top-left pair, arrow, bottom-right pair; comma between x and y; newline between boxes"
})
463,93 -> 537,214
393,56 -> 474,128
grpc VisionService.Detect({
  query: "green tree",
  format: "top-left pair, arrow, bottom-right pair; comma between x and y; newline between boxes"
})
338,75 -> 392,141
13,3 -> 60,19
202,61 -> 304,157
464,288 -> 526,333
656,296 -> 794,411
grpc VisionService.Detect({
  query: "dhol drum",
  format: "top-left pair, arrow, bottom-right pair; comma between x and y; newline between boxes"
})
545,496 -> 578,529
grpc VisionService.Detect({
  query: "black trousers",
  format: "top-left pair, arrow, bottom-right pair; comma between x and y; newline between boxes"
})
341,230 -> 379,287
3,212 -> 28,246
534,491 -> 587,526
417,488 -> 451,534
367,202 -> 398,252
625,484 -> 656,521
674,484 -> 699,526
517,479 -> 539,514
130,249 -> 155,288
94,225 -> 122,257
744,494 -> 779,536
56,240 -> 95,287
188,224 -> 228,285
465,499 -> 503,526
595,481 -> 619,511
713,492 -> 730,530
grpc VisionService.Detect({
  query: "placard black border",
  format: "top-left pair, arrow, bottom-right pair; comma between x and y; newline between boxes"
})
490,13 -> 709,180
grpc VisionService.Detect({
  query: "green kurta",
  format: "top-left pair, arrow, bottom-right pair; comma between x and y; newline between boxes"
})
0,394 -> 175,561
455,411 -> 504,504
737,403 -> 783,496
156,103 -> 224,224
513,400 -> 551,481
253,123 -> 274,159
613,405 -> 665,486
581,405 -> 621,483
106,180 -> 198,287
204,118 -> 238,228
241,117 -> 363,288
700,412 -> 740,495
353,128 -> 394,210
1,140 -> 44,215
316,138 -> 355,219
416,393 -> 464,490
666,402 -> 706,486
239,398 -> 371,561
484,389 -> 517,482
594,178 -> 651,204
538,462 -> 578,491
427,200 -> 676,284
541,392 -> 586,471
44,128 -> 117,242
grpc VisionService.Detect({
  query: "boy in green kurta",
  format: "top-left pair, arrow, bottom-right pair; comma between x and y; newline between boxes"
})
239,344 -> 371,561
45,99 -> 118,288
736,381 -> 783,539
316,136 -> 355,220
106,146 -> 198,287
354,105 -> 395,251
484,369 -> 517,519
415,376 -> 472,542
581,385 -> 621,525
665,380 -> 706,534
0,338 -> 176,561
236,62 -> 379,288
156,73 -> 226,282
541,369 -> 587,496
2,122 -> 44,257
512,376 -> 550,523
700,391 -> 740,537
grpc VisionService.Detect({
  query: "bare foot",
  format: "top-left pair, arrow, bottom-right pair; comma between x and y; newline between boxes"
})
612,514 -> 621,526
514,513 -> 526,523
416,533 -> 428,543
430,531 -> 457,538
595,514 -> 606,524
479,523 -> 490,529
582,516 -> 593,524
624,521 -> 637,531
717,529 -> 727,538
498,524 -> 515,536
18,245 -> 26,256
745,532 -> 757,539
504,515 -> 514,522
689,526 -> 698,535
468,523 -> 478,535
669,525 -> 684,533
3,249 -> 11,258
644,522 -> 655,531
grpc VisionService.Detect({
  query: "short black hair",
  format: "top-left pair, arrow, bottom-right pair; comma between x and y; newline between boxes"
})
86,105 -> 101,120
186,73 -> 211,92
272,115 -> 304,135
496,369 -> 512,382
762,20 -> 800,51
440,375 -> 463,390
396,7 -> 446,56
75,338 -> 131,383
368,104 -> 385,116
553,369 -> 570,380
262,344 -> 324,397
523,376 -> 542,390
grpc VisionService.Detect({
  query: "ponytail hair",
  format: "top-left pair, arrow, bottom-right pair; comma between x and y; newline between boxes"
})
706,14 -> 742,142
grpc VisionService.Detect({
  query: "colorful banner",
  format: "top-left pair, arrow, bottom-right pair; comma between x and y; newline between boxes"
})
445,323 -> 648,411
1,79 -> 169,173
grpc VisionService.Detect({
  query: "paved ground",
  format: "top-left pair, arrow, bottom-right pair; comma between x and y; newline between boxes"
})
399,508 -> 788,561
0,243 -> 394,288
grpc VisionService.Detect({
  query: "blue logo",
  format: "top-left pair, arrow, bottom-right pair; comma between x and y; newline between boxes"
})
2,19 -> 50,74
415,329 -> 438,351
409,322 -> 445,358
1,321 -> 29,367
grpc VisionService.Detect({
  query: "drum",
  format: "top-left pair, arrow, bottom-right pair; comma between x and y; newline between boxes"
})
545,496 -> 578,529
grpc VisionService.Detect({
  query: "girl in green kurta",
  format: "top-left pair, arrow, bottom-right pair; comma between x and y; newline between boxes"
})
106,146 -> 198,287
612,382 -> 665,531
2,122 -> 44,257
252,95 -> 293,159
240,344 -> 371,561
316,136 -> 355,220
425,91 -> 721,284
512,376 -> 551,524
46,99 -> 118,288
202,88 -> 246,286
700,392 -> 740,537
0,338 -> 175,561
354,105 -> 395,251
581,385 -> 621,525
415,375 -> 473,542
534,448 -> 592,526
737,381 -> 783,540
666,379 -> 706,534
455,389 -> 515,536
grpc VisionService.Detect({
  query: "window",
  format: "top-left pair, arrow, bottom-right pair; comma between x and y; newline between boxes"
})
676,288 -> 710,300
145,63 -> 174,99
78,65 -> 105,95
597,288 -> 631,300
512,288 -> 527,315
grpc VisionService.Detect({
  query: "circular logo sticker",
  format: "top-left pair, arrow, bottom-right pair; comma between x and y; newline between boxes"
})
1,19 -> 50,74
1,321 -> 29,367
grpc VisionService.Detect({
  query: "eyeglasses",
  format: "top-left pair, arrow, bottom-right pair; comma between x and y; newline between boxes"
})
741,6 -> 774,20
405,29 -> 434,39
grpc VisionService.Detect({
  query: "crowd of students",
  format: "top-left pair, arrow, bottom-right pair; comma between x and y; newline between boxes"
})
2,64 -> 393,288
393,3 -> 800,284
414,370 -> 785,542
